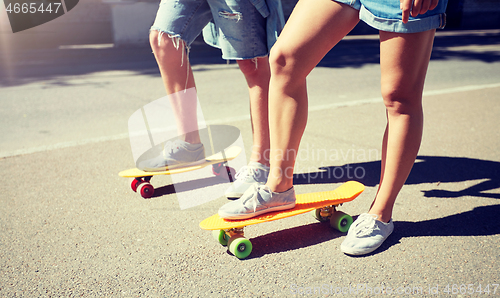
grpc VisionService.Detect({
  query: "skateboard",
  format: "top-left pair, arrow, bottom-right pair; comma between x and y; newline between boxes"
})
200,181 -> 364,259
119,146 -> 241,198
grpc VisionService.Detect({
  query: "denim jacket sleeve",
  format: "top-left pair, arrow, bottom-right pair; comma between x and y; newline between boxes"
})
202,0 -> 285,52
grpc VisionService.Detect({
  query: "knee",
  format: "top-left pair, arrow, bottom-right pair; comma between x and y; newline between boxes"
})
381,85 -> 422,116
269,44 -> 289,75
269,43 -> 305,81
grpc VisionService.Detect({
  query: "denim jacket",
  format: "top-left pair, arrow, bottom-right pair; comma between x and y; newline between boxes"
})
202,0 -> 285,52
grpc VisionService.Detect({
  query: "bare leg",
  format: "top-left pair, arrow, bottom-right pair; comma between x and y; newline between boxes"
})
370,29 -> 436,223
267,0 -> 359,192
237,57 -> 271,166
150,31 -> 201,144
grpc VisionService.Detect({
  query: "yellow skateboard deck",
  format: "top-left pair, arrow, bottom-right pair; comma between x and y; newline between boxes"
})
200,181 -> 364,259
119,146 -> 241,198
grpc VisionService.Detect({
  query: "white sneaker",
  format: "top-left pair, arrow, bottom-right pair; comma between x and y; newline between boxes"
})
340,213 -> 394,256
137,139 -> 205,172
225,161 -> 269,199
218,184 -> 296,220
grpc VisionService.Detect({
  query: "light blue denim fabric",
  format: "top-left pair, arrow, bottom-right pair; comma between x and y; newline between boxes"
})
150,0 -> 284,60
203,0 -> 285,55
151,0 -> 212,48
335,0 -> 448,33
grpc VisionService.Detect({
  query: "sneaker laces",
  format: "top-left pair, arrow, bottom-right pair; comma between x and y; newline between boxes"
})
234,166 -> 260,181
242,184 -> 272,213
352,214 -> 380,237
162,140 -> 181,158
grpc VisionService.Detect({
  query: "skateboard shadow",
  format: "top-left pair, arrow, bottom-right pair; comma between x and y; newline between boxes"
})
293,155 -> 500,200
150,176 -> 231,198
241,221 -> 343,260
242,204 -> 500,259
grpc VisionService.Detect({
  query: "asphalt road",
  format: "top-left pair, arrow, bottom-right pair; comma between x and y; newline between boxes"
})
1,30 -> 499,297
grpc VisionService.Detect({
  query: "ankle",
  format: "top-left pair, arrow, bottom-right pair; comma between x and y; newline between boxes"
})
249,159 -> 270,169
265,181 -> 293,193
367,209 -> 392,223
181,131 -> 201,144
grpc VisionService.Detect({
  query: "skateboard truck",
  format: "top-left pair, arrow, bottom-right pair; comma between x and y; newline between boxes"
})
212,228 -> 253,259
202,181 -> 364,259
312,204 -> 353,233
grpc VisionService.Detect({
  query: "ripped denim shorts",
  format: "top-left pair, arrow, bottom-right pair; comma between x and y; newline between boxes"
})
336,0 -> 448,33
150,0 -> 268,60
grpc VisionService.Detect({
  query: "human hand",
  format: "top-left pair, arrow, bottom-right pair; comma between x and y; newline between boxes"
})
400,0 -> 439,23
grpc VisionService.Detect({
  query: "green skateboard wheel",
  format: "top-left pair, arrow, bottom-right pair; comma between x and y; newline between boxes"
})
228,236 -> 252,259
212,230 -> 229,246
330,211 -> 353,233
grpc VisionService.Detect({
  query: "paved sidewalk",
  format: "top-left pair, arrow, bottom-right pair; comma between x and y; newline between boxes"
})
0,30 -> 499,297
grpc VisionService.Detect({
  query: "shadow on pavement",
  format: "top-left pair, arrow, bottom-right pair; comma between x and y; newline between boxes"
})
1,30 -> 499,87
363,204 -> 500,257
0,39 -> 226,87
151,176 -> 231,198
318,30 -> 500,68
243,202 -> 500,259
243,222 -> 342,260
294,156 -> 500,200
237,155 -> 500,259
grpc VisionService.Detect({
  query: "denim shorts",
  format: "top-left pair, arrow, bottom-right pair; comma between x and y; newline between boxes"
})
336,0 -> 448,33
150,0 -> 268,60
